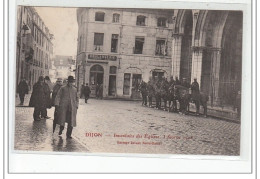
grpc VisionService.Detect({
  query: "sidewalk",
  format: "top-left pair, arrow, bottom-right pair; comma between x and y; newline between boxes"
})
102,96 -> 240,121
14,94 -> 89,152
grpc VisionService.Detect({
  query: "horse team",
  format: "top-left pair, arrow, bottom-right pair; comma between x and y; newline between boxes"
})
138,76 -> 209,117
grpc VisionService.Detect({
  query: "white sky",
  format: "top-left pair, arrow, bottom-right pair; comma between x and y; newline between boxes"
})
34,7 -> 78,57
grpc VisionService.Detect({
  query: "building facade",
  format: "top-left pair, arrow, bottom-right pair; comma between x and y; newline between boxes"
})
76,8 -> 174,98
53,55 -> 76,80
16,6 -> 54,90
76,8 -> 242,107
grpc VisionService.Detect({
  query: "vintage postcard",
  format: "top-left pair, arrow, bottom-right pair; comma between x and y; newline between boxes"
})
13,3 -> 247,159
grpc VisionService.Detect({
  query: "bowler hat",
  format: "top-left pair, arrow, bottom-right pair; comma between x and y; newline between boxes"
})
67,76 -> 75,82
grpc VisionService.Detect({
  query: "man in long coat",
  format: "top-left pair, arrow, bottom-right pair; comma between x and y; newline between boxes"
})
29,76 -> 46,121
55,76 -> 79,139
191,78 -> 200,115
17,78 -> 29,105
51,78 -> 63,133
42,76 -> 52,119
83,83 -> 91,103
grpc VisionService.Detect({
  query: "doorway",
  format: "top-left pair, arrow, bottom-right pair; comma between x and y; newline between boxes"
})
131,74 -> 142,99
108,66 -> 117,96
89,65 -> 104,97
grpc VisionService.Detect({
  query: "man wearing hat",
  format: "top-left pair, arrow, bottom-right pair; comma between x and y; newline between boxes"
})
29,76 -> 46,121
51,78 -> 63,133
43,76 -> 52,119
55,76 -> 79,139
83,83 -> 91,103
191,77 -> 200,115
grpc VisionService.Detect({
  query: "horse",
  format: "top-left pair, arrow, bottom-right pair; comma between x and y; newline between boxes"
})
190,92 -> 209,117
174,85 -> 190,115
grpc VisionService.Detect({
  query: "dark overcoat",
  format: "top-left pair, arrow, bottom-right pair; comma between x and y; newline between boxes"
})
55,85 -> 79,127
83,86 -> 91,97
17,80 -> 29,95
29,82 -> 46,107
43,82 -> 52,108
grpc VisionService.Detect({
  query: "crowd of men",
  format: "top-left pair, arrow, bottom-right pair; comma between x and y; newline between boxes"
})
138,76 -> 203,116
17,76 -> 78,139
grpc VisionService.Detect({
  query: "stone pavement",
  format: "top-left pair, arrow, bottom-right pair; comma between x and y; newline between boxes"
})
14,94 -> 88,152
73,99 -> 240,155
14,94 -> 240,155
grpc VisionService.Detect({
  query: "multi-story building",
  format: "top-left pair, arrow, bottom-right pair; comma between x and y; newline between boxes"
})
76,8 -> 174,98
16,6 -> 54,90
53,55 -> 76,79
76,8 -> 242,107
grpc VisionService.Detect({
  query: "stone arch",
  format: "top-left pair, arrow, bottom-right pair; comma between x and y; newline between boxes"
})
174,10 -> 184,34
179,10 -> 193,82
198,10 -> 242,106
219,11 -> 243,105
200,11 -> 229,48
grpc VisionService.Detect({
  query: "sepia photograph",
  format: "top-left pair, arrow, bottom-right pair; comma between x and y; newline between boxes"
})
14,5 -> 243,156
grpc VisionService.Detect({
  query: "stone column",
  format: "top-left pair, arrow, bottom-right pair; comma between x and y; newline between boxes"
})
171,34 -> 183,78
209,48 -> 222,106
191,46 -> 204,85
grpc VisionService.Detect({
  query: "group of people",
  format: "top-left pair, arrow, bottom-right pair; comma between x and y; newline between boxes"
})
28,75 -> 78,139
138,76 -> 207,116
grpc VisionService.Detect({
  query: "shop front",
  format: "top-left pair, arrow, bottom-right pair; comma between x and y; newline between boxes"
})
84,53 -> 118,98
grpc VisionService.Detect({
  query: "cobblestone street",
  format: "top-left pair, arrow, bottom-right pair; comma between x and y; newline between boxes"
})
14,95 -> 240,155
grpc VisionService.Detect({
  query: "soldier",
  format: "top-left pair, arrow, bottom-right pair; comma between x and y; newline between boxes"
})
147,78 -> 154,108
154,77 -> 161,109
175,76 -> 181,85
139,80 -> 148,106
191,78 -> 200,115
168,76 -> 175,86
160,77 -> 169,111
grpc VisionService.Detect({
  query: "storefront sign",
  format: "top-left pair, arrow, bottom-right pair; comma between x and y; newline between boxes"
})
88,54 -> 117,61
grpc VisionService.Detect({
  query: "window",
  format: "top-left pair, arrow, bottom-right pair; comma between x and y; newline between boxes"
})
123,73 -> 131,95
109,66 -> 117,74
136,15 -> 146,26
112,13 -> 120,23
111,34 -> 118,53
155,39 -> 167,56
152,71 -> 164,80
157,17 -> 167,27
134,37 -> 145,54
95,12 -> 105,21
94,33 -> 104,51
